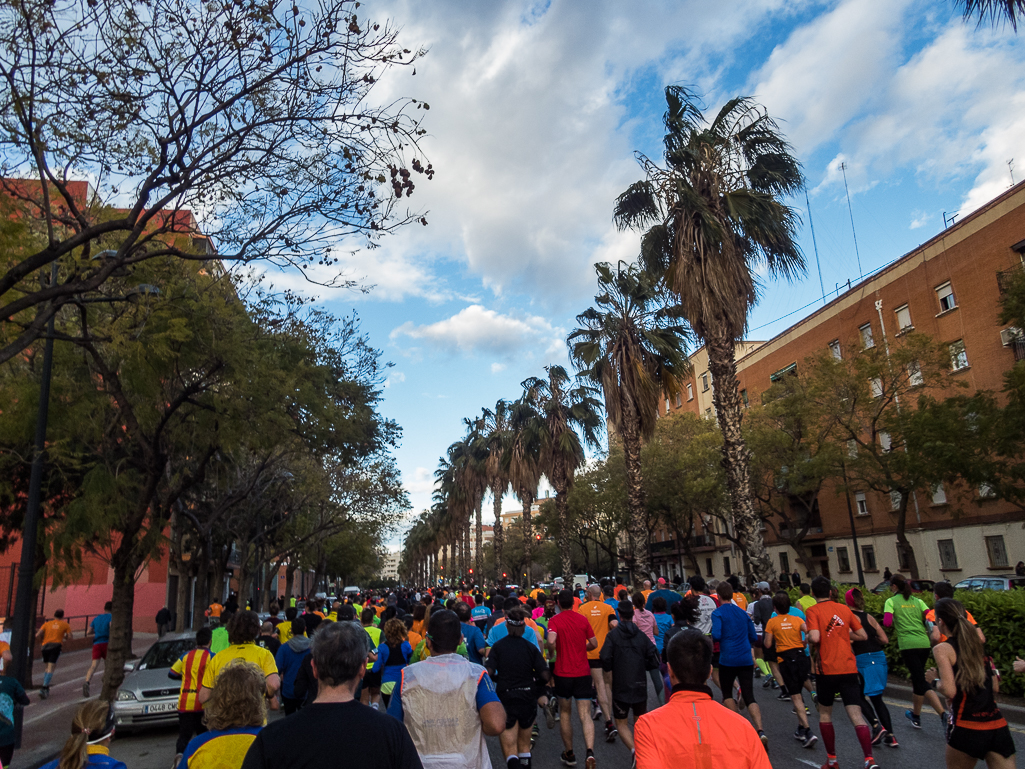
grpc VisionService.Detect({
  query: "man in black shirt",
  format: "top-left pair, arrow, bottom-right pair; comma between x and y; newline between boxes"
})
242,621 -> 422,769
256,621 -> 281,655
485,607 -> 550,769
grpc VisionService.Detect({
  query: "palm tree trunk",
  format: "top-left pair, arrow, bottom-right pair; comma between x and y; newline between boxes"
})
620,407 -> 650,586
463,517 -> 471,584
492,488 -> 504,583
521,495 -> 533,584
706,333 -> 773,581
475,501 -> 483,584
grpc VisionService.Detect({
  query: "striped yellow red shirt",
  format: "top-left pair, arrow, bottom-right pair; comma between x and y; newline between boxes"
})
171,648 -> 211,712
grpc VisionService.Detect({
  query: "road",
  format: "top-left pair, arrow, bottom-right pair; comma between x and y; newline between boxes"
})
63,680 -> 1025,769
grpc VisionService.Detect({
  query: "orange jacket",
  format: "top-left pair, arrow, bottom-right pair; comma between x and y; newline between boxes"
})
635,686 -> 771,769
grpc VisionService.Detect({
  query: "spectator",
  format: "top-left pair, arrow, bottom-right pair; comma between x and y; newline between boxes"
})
275,617 -> 311,714
388,609 -> 505,769
169,627 -> 214,765
200,611 -> 279,709
634,629 -> 770,769
180,661 -> 265,769
156,607 -> 173,638
599,600 -> 661,759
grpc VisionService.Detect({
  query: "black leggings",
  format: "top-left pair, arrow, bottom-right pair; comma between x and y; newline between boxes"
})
719,664 -> 755,707
859,691 -> 893,733
901,647 -> 932,696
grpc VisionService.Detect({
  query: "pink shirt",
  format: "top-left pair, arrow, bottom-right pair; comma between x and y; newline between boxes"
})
634,608 -> 657,644
532,606 -> 545,620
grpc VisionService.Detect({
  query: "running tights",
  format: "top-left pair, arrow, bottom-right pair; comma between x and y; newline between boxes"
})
860,693 -> 893,733
648,668 -> 664,705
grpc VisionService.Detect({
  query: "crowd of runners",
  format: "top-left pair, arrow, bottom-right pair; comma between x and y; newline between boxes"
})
27,573 -> 1021,769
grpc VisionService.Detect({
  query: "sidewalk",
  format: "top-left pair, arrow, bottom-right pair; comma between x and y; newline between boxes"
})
12,634 -> 159,769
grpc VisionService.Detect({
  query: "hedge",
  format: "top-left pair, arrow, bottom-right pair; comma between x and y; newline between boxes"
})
783,584 -> 1025,698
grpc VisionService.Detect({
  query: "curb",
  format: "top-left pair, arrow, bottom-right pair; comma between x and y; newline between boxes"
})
884,679 -> 1025,724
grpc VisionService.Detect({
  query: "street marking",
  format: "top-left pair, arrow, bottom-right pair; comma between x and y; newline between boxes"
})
24,700 -> 79,726
796,760 -> 821,768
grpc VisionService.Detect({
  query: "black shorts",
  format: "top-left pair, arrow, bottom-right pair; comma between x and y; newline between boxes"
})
816,673 -> 862,708
500,690 -> 538,729
719,664 -> 755,706
711,651 -> 720,669
612,699 -> 647,720
777,649 -> 810,694
362,669 -> 382,689
901,647 -> 932,696
554,674 -> 593,700
41,643 -> 62,664
948,724 -> 1016,761
588,658 -> 603,670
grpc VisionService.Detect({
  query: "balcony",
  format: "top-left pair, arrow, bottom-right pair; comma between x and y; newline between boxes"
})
1013,339 -> 1025,362
997,262 -> 1025,294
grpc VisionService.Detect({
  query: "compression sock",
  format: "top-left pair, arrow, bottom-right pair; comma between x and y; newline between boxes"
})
519,752 -> 531,769
855,724 -> 874,759
820,722 -> 836,756
43,672 -> 53,687
755,659 -> 771,676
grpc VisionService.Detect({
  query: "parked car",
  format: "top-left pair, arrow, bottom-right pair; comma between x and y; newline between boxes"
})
870,578 -> 935,595
343,586 -> 360,598
113,632 -> 196,732
953,575 -> 1025,591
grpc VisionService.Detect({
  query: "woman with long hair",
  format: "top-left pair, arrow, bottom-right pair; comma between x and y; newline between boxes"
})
883,574 -> 945,728
846,588 -> 896,747
410,604 -> 426,637
371,618 -> 412,707
181,661 -> 267,769
928,598 -> 1015,769
40,701 -> 125,769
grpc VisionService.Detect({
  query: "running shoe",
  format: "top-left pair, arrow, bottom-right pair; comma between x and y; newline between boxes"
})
591,700 -> 601,720
604,721 -> 618,743
545,699 -> 556,729
531,722 -> 539,748
758,730 -> 769,751
941,711 -> 952,730
870,724 -> 884,745
883,732 -> 899,749
820,760 -> 839,769
905,710 -> 921,729
779,690 -> 792,701
82,681 -> 90,698
770,678 -> 779,690
560,750 -> 577,767
864,760 -> 879,769
795,727 -> 806,741
762,675 -> 772,688
585,756 -> 596,769
40,687 -> 49,700
803,731 -> 819,749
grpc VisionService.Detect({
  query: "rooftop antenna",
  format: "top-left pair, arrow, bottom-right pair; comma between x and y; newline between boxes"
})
804,186 -> 825,304
1009,159 -> 1016,186
943,211 -> 959,229
840,162 -> 863,278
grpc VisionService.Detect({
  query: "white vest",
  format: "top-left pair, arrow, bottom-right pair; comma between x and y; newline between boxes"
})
399,654 -> 492,769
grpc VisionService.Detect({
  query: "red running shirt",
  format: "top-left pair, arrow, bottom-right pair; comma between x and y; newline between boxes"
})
806,601 -> 862,676
548,609 -> 595,678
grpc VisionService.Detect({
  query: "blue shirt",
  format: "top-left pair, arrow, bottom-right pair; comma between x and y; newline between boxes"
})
653,612 -> 673,653
387,665 -> 499,722
711,603 -> 757,667
486,621 -> 540,651
644,589 -> 683,612
470,605 -> 491,621
91,613 -> 112,645
461,622 -> 487,665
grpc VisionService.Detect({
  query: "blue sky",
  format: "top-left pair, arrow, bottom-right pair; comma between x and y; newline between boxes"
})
264,0 -> 1025,548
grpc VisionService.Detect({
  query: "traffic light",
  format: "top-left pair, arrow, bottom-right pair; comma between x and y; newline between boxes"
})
502,572 -> 507,578
535,534 -> 541,541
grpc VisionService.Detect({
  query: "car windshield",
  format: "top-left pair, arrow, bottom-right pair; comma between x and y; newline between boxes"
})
139,638 -> 195,670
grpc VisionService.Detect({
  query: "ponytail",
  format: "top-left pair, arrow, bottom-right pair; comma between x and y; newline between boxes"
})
935,598 -> 985,693
59,701 -> 113,769
890,574 -> 911,600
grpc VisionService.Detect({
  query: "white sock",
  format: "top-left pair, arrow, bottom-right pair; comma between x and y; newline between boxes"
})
506,755 -> 518,764
519,753 -> 531,759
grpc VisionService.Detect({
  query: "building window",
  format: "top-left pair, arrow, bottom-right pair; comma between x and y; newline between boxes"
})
779,551 -> 790,574
895,304 -> 913,331
985,535 -> 1009,569
978,483 -> 996,499
705,407 -> 712,417
890,490 -> 902,511
870,377 -> 883,398
705,557 -> 713,577
723,556 -> 731,576
829,339 -> 842,360
931,484 -> 947,505
879,431 -> 892,452
908,361 -> 923,387
770,362 -> 797,382
862,545 -> 877,571
938,539 -> 959,570
860,323 -> 875,349
936,282 -> 956,312
701,373 -> 709,392
837,546 -> 851,573
675,391 -> 682,407
741,389 -> 749,407
687,383 -> 694,401
950,340 -> 969,371
855,491 -> 869,515
897,544 -> 910,571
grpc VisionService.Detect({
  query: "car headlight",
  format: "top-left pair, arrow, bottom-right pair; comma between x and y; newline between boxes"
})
116,690 -> 137,701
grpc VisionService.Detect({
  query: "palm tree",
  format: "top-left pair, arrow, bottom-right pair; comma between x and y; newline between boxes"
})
958,0 -> 1023,30
522,365 -> 603,585
613,87 -> 804,581
457,416 -> 489,584
481,399 -> 513,582
506,397 -> 543,585
569,261 -> 689,586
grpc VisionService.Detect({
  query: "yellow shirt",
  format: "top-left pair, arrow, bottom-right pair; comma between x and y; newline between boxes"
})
171,648 -> 212,712
201,643 -> 278,691
276,621 -> 293,644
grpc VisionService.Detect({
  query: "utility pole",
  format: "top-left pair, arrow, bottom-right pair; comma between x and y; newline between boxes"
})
841,162 -> 863,278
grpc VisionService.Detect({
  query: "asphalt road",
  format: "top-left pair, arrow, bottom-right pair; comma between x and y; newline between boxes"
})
89,679 -> 1025,769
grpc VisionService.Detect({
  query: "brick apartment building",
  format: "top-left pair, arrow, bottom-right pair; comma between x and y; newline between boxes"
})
649,180 -> 1025,585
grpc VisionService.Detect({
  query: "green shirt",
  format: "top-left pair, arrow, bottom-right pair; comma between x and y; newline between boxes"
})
210,626 -> 230,654
797,595 -> 816,613
883,594 -> 930,650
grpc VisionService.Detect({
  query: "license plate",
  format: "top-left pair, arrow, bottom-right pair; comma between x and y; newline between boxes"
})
142,702 -> 177,714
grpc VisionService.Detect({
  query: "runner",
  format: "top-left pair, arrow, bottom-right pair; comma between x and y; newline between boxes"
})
372,618 -> 413,707
456,603 -> 488,665
83,601 -> 112,697
256,622 -> 281,656
749,584 -> 775,688
926,582 -> 985,644
276,607 -> 297,645
547,589 -> 598,769
763,591 -> 817,749
180,661 -> 265,769
577,585 -> 617,743
710,581 -> 767,748
598,600 -> 660,761
845,588 -> 896,748
927,598 -> 1015,769
200,611 -> 280,709
35,609 -> 73,699
210,611 -> 232,654
169,627 -> 213,767
629,592 -> 664,706
40,701 -> 125,769
806,575 -> 877,769
884,574 -> 946,729
275,617 -> 311,714
797,583 -> 816,614
485,607 -> 550,769
643,578 -> 682,612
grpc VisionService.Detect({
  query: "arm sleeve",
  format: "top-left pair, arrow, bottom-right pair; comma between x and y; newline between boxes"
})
240,732 -> 266,769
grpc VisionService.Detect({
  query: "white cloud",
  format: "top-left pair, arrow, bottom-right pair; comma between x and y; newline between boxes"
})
909,211 -> 930,230
490,362 -> 507,374
391,304 -> 565,357
384,371 -> 406,388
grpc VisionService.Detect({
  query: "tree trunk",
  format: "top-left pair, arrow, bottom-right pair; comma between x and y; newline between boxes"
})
706,332 -> 773,581
895,493 -> 920,579
620,406 -> 650,586
174,559 -> 192,632
284,562 -> 296,607
102,553 -> 139,701
463,518 -> 471,584
556,490 -> 573,586
475,501 -> 484,584
262,561 -> 278,611
492,488 -> 504,583
442,542 -> 449,583
521,495 -> 534,585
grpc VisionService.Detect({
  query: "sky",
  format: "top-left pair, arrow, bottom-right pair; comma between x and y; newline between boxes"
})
263,0 -> 1025,549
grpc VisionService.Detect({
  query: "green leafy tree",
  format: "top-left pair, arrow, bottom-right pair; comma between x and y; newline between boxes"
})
614,86 -> 805,581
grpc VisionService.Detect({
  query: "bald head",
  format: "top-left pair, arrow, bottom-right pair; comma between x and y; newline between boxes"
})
587,584 -> 602,599
643,580 -> 652,590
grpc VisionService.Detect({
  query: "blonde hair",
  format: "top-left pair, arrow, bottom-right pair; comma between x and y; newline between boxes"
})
383,617 -> 407,646
203,660 -> 266,731
59,701 -> 111,769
